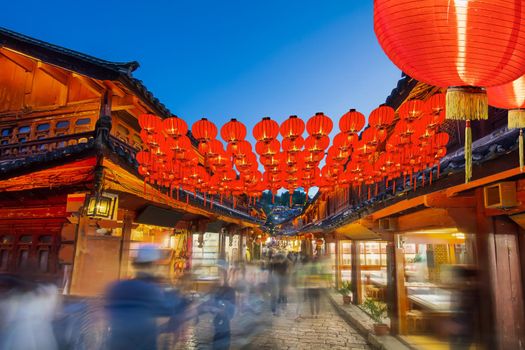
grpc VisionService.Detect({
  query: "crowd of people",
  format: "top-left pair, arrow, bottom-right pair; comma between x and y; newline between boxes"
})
0,245 -> 331,350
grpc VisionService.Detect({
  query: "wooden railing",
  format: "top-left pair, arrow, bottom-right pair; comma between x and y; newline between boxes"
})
0,131 -> 96,160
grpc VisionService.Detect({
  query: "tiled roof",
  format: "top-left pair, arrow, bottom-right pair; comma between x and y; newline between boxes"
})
0,27 -> 171,118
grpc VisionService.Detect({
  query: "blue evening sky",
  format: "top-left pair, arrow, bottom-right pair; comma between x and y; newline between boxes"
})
1,0 -> 401,135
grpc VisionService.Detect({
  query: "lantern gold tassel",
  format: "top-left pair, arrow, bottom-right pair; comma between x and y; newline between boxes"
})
519,129 -> 523,172
446,86 -> 488,121
508,109 -> 525,129
506,109 -> 525,172
465,120 -> 472,183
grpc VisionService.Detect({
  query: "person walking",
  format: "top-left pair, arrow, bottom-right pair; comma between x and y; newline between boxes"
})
105,244 -> 185,350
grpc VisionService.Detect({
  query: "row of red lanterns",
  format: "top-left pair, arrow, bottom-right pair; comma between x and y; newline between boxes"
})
135,93 -> 450,210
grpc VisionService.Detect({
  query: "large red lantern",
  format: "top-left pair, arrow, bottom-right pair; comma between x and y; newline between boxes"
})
253,117 -> 279,143
307,112 -> 333,139
280,115 -> 305,140
339,109 -> 365,135
375,0 -> 525,120
221,118 -> 247,144
163,116 -> 188,138
375,0 -> 525,182
369,105 -> 394,130
139,114 -> 162,134
192,118 -> 218,142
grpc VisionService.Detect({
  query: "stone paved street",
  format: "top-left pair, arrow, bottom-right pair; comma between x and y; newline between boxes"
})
170,292 -> 370,350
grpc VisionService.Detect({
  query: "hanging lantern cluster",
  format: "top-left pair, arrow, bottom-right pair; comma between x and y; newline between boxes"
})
374,0 -> 525,182
137,114 -> 204,202
136,98 -> 450,210
317,95 -> 448,200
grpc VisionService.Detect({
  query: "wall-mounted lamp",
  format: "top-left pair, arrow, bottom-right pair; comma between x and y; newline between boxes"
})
86,192 -> 118,220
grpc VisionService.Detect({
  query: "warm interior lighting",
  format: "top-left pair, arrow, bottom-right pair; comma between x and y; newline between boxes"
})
452,233 -> 466,240
404,227 -> 459,235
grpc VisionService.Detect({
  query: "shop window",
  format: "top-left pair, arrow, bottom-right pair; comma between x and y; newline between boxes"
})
38,250 -> 49,272
19,235 -> 32,244
38,235 -> 52,244
75,118 -> 91,126
1,128 -> 12,137
1,140 -> 7,145
0,250 -> 9,270
36,123 -> 50,132
18,137 -> 26,143
18,126 -> 31,134
18,250 -> 29,269
56,120 -> 70,129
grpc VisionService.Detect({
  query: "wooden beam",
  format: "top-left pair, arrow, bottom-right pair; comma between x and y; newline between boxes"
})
0,48 -> 35,72
397,208 -> 456,232
371,196 -> 425,220
446,167 -> 522,197
104,81 -> 126,98
423,191 -> 475,208
112,95 -> 138,111
37,61 -> 69,85
72,73 -> 105,96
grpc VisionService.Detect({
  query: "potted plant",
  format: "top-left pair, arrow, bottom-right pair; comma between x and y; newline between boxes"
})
338,281 -> 352,304
362,298 -> 389,336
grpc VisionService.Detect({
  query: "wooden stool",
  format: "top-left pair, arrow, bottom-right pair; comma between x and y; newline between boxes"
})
366,286 -> 381,299
406,310 -> 426,333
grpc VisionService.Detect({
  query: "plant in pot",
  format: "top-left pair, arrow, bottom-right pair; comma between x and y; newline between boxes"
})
338,281 -> 352,304
362,298 -> 389,336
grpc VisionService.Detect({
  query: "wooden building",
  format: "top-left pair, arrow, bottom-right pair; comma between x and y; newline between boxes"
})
0,27 -> 261,296
296,76 -> 525,349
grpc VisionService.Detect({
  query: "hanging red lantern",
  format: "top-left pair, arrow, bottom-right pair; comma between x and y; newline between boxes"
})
333,133 -> 357,152
398,100 -> 424,123
339,109 -> 365,135
281,136 -> 304,154
305,135 -> 329,154
139,114 -> 162,134
375,0 -> 525,120
375,1 -> 525,183
280,115 -> 305,140
192,118 -> 218,142
425,93 -> 446,116
369,105 -> 394,130
253,117 -> 279,143
256,139 -> 280,158
221,118 -> 247,144
163,116 -> 188,138
307,112 -> 333,139
487,76 -> 525,171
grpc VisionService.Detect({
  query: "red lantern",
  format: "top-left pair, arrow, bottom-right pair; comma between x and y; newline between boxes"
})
307,112 -> 333,139
339,109 -> 365,134
280,136 -> 302,153
375,0 -> 525,120
163,116 -> 188,138
192,118 -> 218,142
280,115 -> 305,140
221,118 -> 247,144
256,139 -> 280,158
487,76 -> 525,170
305,135 -> 329,154
253,117 -> 279,143
139,114 -> 162,134
369,105 -> 394,130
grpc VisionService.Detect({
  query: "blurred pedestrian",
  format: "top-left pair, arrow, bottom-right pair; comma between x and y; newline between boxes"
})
209,268 -> 236,350
449,266 -> 479,350
269,253 -> 289,315
105,244 -> 186,350
304,256 -> 326,318
0,273 -> 59,350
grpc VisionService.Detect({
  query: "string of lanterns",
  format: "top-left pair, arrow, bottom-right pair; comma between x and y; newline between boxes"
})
135,93 -> 450,210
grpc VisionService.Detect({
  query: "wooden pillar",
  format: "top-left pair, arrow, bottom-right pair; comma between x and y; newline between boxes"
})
387,235 -> 407,335
335,238 -> 341,289
118,211 -> 134,279
492,216 -> 525,349
475,188 -> 525,349
351,241 -> 362,304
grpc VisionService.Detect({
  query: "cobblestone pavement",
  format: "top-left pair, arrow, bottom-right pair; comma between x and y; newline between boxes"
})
169,292 -> 370,350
